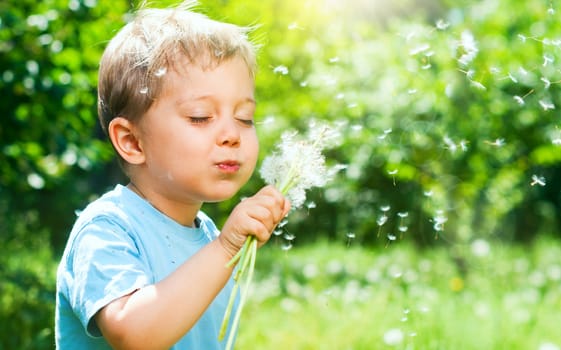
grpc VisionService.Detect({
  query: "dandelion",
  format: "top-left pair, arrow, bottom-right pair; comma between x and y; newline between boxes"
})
219,122 -> 343,349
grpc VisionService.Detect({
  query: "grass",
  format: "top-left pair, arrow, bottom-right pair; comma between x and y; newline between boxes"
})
235,237 -> 561,350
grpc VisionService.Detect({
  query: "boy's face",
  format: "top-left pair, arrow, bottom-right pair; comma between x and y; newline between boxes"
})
135,56 -> 258,205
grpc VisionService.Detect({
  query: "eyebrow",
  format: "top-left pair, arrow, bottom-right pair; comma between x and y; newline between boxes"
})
177,95 -> 255,105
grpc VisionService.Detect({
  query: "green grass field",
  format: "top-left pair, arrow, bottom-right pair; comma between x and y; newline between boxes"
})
235,238 -> 561,350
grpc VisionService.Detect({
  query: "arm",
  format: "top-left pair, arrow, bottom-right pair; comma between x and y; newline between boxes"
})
95,185 -> 290,350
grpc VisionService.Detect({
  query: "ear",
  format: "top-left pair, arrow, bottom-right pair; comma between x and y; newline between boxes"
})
108,117 -> 145,165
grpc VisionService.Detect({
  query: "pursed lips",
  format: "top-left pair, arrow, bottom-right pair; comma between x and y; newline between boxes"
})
215,160 -> 241,173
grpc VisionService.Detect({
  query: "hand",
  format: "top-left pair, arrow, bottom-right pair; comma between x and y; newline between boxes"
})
219,185 -> 291,259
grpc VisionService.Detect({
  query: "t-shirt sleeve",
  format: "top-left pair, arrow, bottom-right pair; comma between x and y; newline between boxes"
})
63,217 -> 150,337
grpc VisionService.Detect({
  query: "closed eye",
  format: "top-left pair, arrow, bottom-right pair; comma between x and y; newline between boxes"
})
237,118 -> 254,127
189,117 -> 211,124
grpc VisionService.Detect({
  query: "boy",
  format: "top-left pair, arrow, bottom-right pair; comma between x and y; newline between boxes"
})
55,2 -> 290,349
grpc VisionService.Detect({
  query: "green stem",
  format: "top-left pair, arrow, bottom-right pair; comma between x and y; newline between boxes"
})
225,238 -> 258,350
220,176 -> 296,348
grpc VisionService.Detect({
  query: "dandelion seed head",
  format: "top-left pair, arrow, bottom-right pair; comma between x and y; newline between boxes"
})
260,123 -> 341,209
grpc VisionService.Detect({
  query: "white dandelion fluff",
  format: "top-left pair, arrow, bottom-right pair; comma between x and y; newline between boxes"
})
260,122 -> 344,208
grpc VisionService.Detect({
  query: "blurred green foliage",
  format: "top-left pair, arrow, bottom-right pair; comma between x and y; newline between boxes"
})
2,0 -> 561,348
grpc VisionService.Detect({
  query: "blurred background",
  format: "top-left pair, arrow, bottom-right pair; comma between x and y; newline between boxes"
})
2,0 -> 561,348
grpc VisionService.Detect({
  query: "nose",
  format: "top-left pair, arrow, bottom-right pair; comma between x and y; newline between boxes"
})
217,117 -> 241,147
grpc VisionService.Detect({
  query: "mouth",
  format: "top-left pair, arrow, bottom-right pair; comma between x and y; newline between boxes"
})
215,160 -> 241,173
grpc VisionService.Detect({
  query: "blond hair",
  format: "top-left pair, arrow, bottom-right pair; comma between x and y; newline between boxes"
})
97,2 -> 258,134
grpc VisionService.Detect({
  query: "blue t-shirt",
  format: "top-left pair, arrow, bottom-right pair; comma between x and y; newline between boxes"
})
55,184 -> 237,349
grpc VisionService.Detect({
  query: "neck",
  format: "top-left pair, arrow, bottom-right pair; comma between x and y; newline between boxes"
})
126,182 -> 200,228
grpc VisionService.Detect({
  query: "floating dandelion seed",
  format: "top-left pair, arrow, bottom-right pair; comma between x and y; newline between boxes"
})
398,212 -> 409,219
541,77 -> 551,89
385,234 -> 397,248
444,136 -> 458,153
139,87 -> 148,94
329,56 -> 340,63
380,205 -> 391,212
154,67 -> 167,77
273,65 -> 289,75
283,233 -> 296,241
548,6 -> 556,15
530,175 -> 546,187
408,88 -> 418,94
485,138 -> 505,147
518,34 -> 527,42
514,96 -> 525,105
346,232 -> 356,247
281,242 -> 293,251
378,128 -> 392,140
409,43 -> 430,55
424,190 -> 433,197
543,54 -> 554,67
287,22 -> 301,30
457,30 -> 479,65
435,19 -> 450,30
273,229 -> 283,236
460,140 -> 469,151
388,169 -> 398,186
539,100 -> 555,111
433,211 -> 448,239
306,201 -> 316,210
508,72 -> 518,83
377,214 -> 388,237
470,80 -> 486,90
